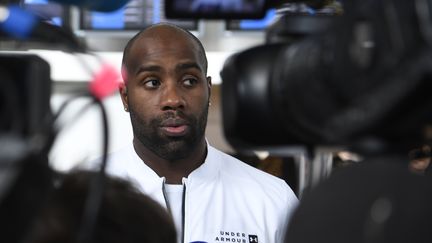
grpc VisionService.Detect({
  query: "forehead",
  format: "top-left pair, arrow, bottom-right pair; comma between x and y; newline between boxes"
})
127,28 -> 202,71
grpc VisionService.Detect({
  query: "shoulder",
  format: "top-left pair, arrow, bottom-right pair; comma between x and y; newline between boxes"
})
80,144 -> 135,177
206,145 -> 299,228
208,145 -> 298,203
107,145 -> 135,163
209,145 -> 285,183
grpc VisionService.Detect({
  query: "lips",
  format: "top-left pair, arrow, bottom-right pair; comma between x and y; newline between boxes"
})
160,118 -> 189,137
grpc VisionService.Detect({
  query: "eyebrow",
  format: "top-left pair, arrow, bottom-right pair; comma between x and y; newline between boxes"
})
135,65 -> 163,75
175,62 -> 203,73
134,62 -> 203,76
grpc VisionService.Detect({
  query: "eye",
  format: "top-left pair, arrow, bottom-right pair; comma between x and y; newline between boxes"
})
144,79 -> 161,88
183,78 -> 198,87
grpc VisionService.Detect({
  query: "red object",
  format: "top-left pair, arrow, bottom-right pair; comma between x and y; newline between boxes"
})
89,63 -> 121,99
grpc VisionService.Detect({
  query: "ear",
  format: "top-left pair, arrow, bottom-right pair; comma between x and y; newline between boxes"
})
207,76 -> 212,98
119,82 -> 129,111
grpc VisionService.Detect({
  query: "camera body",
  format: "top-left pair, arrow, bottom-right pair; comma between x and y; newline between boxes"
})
0,53 -> 53,242
220,0 -> 432,155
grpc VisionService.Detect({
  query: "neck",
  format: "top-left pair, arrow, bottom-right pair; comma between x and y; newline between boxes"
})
133,137 -> 207,184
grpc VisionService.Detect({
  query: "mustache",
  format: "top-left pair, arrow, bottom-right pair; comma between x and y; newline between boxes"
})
157,111 -> 194,126
159,110 -> 187,120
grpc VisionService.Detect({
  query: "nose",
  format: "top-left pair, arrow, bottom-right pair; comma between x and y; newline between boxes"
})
160,83 -> 186,111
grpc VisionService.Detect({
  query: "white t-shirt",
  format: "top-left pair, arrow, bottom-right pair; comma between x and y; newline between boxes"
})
164,183 -> 184,243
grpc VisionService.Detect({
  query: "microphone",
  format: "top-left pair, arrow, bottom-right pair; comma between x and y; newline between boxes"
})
49,0 -> 130,12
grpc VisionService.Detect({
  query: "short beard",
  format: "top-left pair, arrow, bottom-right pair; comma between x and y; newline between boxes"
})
129,105 -> 208,161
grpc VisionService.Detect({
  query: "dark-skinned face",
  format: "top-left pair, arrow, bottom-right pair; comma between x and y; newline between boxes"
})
121,26 -> 211,161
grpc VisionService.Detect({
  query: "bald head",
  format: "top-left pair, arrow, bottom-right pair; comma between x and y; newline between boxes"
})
122,23 -> 208,80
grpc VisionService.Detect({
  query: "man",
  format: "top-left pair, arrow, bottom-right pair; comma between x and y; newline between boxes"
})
103,23 -> 298,243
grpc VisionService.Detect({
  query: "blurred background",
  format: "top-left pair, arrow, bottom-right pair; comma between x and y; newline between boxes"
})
1,0 -> 432,201
3,1 -> 432,242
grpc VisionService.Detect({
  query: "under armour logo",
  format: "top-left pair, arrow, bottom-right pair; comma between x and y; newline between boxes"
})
249,235 -> 258,243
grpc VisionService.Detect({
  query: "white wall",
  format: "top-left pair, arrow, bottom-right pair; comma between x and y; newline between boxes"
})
50,93 -> 132,171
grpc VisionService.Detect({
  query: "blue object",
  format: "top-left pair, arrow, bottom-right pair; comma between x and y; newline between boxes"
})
0,5 -> 37,39
50,0 -> 130,12
91,7 -> 125,29
239,9 -> 276,30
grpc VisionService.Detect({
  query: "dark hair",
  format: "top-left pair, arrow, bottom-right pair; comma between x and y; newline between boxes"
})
122,23 -> 208,77
28,170 -> 176,243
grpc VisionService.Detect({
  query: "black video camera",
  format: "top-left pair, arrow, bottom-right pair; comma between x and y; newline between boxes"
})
220,0 -> 432,155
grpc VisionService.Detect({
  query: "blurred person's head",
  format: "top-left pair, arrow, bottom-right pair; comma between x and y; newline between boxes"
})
285,161 -> 432,243
0,152 -> 52,243
28,170 -> 176,243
